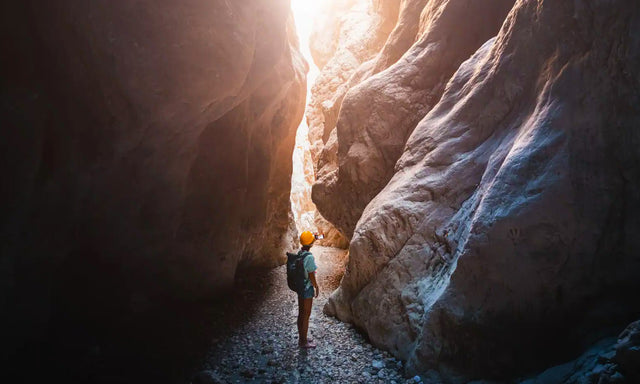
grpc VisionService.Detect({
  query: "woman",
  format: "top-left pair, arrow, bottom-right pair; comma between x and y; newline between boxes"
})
297,231 -> 320,349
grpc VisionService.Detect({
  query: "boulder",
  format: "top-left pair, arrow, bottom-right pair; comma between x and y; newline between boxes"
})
614,320 -> 640,382
519,319 -> 640,384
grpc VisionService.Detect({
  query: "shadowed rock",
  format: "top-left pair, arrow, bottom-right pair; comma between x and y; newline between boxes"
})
519,319 -> 640,384
1,0 -> 306,380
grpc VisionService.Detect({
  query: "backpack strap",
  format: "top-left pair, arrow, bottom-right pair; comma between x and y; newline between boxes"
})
297,250 -> 311,261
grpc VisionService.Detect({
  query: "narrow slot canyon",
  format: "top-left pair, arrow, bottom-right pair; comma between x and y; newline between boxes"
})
2,1 -> 640,384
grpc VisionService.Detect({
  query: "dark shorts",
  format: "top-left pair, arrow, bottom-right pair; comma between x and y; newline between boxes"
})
298,284 -> 314,299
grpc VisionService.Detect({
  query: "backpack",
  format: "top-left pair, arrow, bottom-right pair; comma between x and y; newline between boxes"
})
286,250 -> 310,294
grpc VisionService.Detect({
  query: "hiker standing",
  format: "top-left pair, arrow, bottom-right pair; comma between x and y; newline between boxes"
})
295,231 -> 320,348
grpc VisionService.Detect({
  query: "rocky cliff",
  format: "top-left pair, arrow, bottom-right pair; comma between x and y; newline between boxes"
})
303,0 -> 405,248
319,0 -> 640,381
1,0 -> 306,377
306,0 -> 400,175
312,0 -> 516,238
290,124 -> 349,249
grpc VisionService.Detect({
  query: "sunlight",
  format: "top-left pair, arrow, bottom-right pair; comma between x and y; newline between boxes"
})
290,0 -> 329,84
290,0 -> 323,57
289,0 -> 330,234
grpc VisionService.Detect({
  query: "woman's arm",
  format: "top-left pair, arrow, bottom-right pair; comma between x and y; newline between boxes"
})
309,271 -> 319,298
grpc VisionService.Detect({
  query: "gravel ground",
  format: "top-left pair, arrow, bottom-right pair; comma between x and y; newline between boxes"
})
192,246 -> 422,384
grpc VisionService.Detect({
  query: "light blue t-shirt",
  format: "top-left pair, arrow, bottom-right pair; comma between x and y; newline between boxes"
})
302,252 -> 317,290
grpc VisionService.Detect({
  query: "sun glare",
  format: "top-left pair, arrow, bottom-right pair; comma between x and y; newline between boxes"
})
291,0 -> 326,63
289,0 -> 330,234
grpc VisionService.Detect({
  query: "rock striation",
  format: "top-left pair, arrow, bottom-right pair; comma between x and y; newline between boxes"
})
323,0 -> 640,381
306,0 -> 400,170
305,0 -> 404,248
312,0 -> 516,238
305,0 -> 411,247
1,0 -> 306,377
290,124 -> 349,249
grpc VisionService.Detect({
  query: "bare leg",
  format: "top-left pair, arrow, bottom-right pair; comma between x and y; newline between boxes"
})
297,296 -> 304,342
298,297 -> 314,347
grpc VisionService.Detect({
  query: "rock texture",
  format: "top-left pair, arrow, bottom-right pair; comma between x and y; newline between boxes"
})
193,246 -> 414,384
291,125 -> 319,234
313,0 -> 516,238
305,0 -> 406,247
290,125 -> 349,248
306,0 -> 400,169
315,211 -> 351,249
520,319 -> 640,384
325,0 -> 640,381
1,0 -> 306,378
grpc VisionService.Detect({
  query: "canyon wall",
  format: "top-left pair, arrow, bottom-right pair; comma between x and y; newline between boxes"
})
306,0 -> 404,246
0,0 -> 306,375
316,0 -> 640,381
312,0 -> 516,238
291,126 -> 319,234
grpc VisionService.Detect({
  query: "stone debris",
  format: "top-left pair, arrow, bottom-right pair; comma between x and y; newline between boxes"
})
192,246 -> 419,384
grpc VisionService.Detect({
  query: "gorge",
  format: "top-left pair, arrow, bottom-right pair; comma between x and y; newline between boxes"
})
2,1 -> 639,383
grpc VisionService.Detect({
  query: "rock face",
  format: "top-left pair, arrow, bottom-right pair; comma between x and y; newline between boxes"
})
290,122 -> 349,248
305,0 -> 405,247
519,319 -> 640,384
314,211 -> 351,249
1,0 -> 306,376
313,0 -> 516,238
290,126 -> 351,249
290,125 -> 319,234
323,0 -> 640,380
306,0 -> 400,169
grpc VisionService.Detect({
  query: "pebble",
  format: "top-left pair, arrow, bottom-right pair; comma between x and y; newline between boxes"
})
240,368 -> 254,378
192,247 -> 410,384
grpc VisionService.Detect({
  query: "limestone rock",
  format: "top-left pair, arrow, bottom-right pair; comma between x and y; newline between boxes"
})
309,0 -> 356,70
303,0 -> 400,249
291,125 -> 319,234
306,0 -> 400,169
192,370 -> 224,384
326,0 -> 640,380
312,0 -> 516,238
314,211 -> 350,249
289,120 -> 348,249
520,320 -> 640,384
1,0 -> 306,376
614,320 -> 640,382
